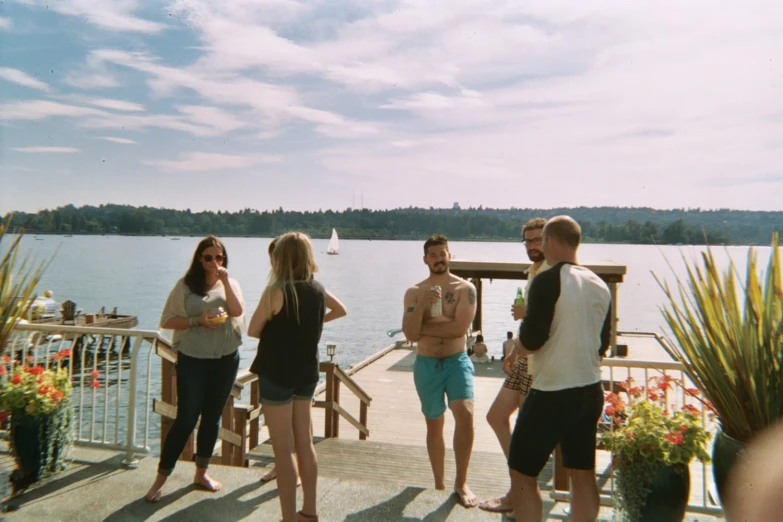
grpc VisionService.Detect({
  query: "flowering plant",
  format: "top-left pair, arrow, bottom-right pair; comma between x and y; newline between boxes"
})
0,350 -> 101,418
601,375 -> 713,521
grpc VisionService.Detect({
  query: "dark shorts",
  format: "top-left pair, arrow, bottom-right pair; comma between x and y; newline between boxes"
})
508,382 -> 604,477
503,356 -> 533,395
413,351 -> 475,419
259,374 -> 317,406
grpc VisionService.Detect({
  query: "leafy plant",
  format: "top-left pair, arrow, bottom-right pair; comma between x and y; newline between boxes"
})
1,218 -> 53,353
602,376 -> 712,521
654,233 -> 783,443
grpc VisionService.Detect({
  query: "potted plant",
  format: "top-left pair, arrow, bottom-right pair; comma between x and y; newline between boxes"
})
655,232 -> 783,507
601,376 -> 712,522
0,350 -> 101,492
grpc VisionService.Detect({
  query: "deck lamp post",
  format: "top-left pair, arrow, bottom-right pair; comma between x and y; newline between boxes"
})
326,343 -> 336,362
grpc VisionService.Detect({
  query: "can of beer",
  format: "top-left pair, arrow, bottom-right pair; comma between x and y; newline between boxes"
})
430,285 -> 442,317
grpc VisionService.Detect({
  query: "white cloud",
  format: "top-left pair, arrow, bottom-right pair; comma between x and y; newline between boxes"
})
98,136 -> 137,144
0,17 -> 11,30
0,67 -> 51,92
87,98 -> 146,112
0,100 -> 106,120
143,152 -> 282,172
19,0 -> 165,33
12,147 -> 80,153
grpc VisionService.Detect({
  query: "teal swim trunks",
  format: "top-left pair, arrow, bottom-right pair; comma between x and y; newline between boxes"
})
413,351 -> 475,419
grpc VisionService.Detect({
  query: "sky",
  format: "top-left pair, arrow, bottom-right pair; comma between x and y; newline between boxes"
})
1,0 -> 782,214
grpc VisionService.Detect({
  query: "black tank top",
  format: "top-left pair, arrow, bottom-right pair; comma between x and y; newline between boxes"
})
250,279 -> 326,388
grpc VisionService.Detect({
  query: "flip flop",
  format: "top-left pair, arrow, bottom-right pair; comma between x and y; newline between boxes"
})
297,511 -> 319,521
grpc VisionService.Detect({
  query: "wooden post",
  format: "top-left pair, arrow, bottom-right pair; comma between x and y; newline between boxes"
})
553,445 -> 568,492
160,358 -> 174,451
233,407 -> 248,467
471,278 -> 483,333
249,379 -> 260,451
609,282 -> 619,357
359,402 -> 368,441
324,362 -> 335,438
221,397 -> 234,465
333,377 -> 341,439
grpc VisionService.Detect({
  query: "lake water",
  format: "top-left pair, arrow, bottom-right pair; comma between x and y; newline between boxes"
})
16,234 -> 772,369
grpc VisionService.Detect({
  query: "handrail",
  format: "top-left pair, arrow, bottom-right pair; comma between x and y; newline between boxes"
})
333,365 -> 372,406
316,361 -> 372,440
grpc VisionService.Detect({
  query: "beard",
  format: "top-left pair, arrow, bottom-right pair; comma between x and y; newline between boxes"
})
429,262 -> 447,275
527,249 -> 544,263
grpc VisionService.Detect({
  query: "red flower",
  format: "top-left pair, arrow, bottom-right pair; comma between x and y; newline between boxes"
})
11,374 -> 22,385
666,432 -> 685,445
90,380 -> 101,389
59,349 -> 72,358
685,387 -> 700,397
50,390 -> 64,402
28,366 -> 45,375
3,355 -> 10,364
38,385 -> 50,395
605,405 -> 617,417
0,366 -> 6,376
90,370 -> 100,379
682,404 -> 700,416
680,425 -> 689,433
647,390 -> 660,402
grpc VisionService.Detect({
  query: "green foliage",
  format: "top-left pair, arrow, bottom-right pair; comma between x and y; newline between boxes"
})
4,204 -> 780,245
655,233 -> 783,442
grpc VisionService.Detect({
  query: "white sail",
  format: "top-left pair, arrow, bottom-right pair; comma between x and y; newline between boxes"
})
327,228 -> 339,255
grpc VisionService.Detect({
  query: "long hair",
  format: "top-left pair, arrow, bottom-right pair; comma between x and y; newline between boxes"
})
266,232 -> 318,323
184,236 -> 228,296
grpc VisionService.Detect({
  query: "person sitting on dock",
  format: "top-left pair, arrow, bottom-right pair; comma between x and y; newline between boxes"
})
402,234 -> 479,508
507,216 -> 611,522
248,232 -> 348,522
146,235 -> 245,503
469,334 -> 490,363
501,331 -> 515,361
480,217 -> 550,515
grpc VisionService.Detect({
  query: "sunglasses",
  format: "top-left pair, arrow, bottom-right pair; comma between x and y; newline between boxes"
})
202,254 -> 225,263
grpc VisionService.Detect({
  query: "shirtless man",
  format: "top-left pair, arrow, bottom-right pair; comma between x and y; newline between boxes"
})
480,217 -> 550,515
402,234 -> 479,508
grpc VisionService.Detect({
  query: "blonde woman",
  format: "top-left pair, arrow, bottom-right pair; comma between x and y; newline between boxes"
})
248,232 -> 347,522
146,236 -> 244,502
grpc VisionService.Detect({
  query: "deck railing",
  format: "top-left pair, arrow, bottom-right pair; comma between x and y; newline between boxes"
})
6,324 -> 161,466
551,333 -> 724,516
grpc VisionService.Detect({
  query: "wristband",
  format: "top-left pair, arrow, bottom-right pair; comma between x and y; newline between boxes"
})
189,317 -> 199,328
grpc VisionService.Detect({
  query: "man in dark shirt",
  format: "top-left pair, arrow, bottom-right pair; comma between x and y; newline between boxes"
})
507,216 -> 611,522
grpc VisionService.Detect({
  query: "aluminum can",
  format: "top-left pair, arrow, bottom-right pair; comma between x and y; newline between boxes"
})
430,285 -> 442,317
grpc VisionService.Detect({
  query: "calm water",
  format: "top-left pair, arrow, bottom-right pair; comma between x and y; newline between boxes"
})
16,235 -> 771,368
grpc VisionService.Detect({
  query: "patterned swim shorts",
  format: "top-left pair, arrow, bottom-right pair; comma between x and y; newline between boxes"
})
503,356 -> 533,395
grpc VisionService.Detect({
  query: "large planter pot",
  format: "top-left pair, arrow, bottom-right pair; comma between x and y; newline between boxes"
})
617,464 -> 690,522
712,429 -> 747,507
9,406 -> 71,493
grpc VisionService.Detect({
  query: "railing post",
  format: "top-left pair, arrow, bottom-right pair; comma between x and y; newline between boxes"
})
553,445 -> 568,493
233,407 -> 248,467
249,379 -> 260,451
121,336 -> 144,467
359,402 -> 368,441
333,377 -> 341,438
221,396 -> 235,465
160,356 -> 174,453
324,362 -> 335,438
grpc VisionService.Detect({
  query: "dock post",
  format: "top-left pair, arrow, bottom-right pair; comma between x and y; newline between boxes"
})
249,379 -> 260,450
333,376 -> 341,438
221,398 -> 234,465
160,358 -> 174,455
324,362 -> 335,438
471,278 -> 483,333
609,282 -> 619,356
553,445 -> 568,493
359,402 -> 368,441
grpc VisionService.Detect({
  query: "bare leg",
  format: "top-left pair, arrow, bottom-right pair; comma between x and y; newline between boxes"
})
145,473 -> 168,502
510,468 -> 542,522
480,387 -> 526,512
293,399 -> 318,518
451,399 -> 478,507
264,402 -> 298,522
569,468 -> 599,522
425,415 -> 446,490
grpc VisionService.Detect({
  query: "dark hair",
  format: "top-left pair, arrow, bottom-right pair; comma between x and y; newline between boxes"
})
507,331 -> 513,339
184,236 -> 228,296
544,216 -> 581,248
268,236 -> 279,257
476,334 -> 484,343
522,217 -> 547,236
423,234 -> 449,255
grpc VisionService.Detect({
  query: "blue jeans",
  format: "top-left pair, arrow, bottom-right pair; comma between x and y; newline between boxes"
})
158,351 -> 239,475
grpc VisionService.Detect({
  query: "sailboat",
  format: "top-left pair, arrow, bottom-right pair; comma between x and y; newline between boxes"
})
326,228 -> 339,255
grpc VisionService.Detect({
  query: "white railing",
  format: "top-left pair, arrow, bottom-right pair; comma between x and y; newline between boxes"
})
5,324 -> 166,467
550,335 -> 724,516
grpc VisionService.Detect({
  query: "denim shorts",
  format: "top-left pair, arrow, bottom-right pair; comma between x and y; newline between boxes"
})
413,351 -> 475,419
258,374 -> 317,406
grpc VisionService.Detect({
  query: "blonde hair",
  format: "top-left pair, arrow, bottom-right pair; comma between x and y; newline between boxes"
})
265,232 -> 318,323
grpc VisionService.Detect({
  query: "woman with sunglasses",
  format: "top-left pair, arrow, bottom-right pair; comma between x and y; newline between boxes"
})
248,232 -> 347,522
145,235 -> 245,502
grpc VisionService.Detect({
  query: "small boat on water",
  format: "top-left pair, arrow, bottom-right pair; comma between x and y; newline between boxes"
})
327,228 -> 340,255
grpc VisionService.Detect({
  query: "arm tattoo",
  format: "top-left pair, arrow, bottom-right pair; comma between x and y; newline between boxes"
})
468,288 -> 476,305
444,292 -> 455,304
407,306 -> 415,313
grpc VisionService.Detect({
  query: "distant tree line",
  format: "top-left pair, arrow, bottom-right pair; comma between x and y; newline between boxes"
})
3,204 -> 781,246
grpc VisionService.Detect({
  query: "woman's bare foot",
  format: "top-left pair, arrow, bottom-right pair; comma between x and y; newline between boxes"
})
260,467 -> 302,487
454,483 -> 479,508
145,473 -> 167,503
193,470 -> 222,492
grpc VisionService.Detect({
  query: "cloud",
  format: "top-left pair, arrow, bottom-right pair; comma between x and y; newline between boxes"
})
0,67 -> 51,92
142,152 -> 282,172
87,98 -> 146,112
0,17 -> 11,30
19,0 -> 165,33
98,136 -> 137,145
12,147 -> 80,153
